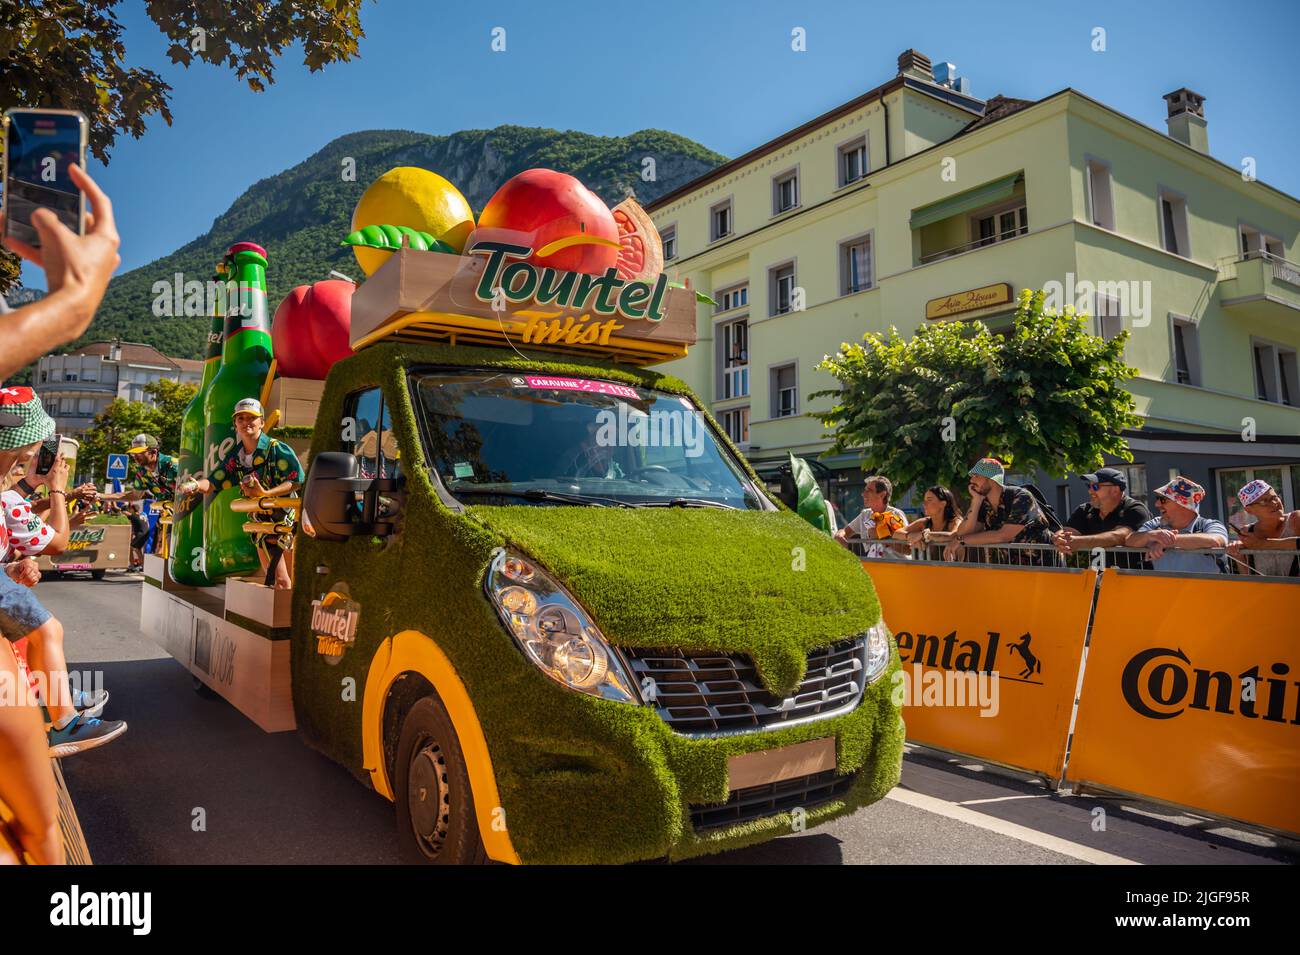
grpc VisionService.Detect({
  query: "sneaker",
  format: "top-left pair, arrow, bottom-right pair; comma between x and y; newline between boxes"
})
48,715 -> 127,757
73,688 -> 109,719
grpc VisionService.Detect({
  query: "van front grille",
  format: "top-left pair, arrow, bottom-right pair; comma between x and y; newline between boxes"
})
622,637 -> 866,737
689,769 -> 858,831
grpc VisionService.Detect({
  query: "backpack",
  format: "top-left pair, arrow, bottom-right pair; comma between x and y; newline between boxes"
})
1021,482 -> 1064,532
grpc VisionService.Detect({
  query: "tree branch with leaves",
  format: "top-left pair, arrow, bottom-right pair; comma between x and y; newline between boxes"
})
813,288 -> 1143,498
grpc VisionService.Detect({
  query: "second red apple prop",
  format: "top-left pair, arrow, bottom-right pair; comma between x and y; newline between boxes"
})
470,168 -> 620,275
271,279 -> 356,380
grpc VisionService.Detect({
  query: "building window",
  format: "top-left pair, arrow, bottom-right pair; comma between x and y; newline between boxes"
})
59,397 -> 73,414
661,225 -> 677,261
972,204 -> 1027,248
771,363 -> 798,418
710,199 -> 733,242
1096,293 -> 1123,341
721,407 -> 749,447
76,398 -> 93,415
1239,224 -> 1283,260
1086,159 -> 1115,230
39,370 -> 47,383
716,283 -> 748,313
840,235 -> 873,294
1158,190 -> 1190,257
63,372 -> 78,382
769,262 -> 796,316
717,319 -> 749,400
1253,340 -> 1299,406
772,169 -> 799,215
1170,316 -> 1201,386
838,136 -> 868,186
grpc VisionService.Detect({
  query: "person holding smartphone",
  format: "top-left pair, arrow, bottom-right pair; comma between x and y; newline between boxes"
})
0,163 -> 120,382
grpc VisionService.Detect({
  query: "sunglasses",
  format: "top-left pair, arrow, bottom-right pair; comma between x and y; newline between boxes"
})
1087,482 -> 1118,491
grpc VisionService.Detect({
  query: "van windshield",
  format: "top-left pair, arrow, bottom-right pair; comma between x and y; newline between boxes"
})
411,370 -> 764,509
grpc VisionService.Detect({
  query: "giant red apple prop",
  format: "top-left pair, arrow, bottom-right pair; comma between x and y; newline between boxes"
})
469,169 -> 620,275
271,279 -> 355,380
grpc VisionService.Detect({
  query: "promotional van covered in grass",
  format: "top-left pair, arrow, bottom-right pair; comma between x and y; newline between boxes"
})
143,166 -> 903,864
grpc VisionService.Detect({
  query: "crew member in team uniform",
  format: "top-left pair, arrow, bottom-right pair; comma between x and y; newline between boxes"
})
180,398 -> 302,589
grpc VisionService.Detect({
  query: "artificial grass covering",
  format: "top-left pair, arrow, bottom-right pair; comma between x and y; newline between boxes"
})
290,341 -> 903,864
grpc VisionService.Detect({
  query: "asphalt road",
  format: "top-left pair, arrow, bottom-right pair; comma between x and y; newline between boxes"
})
40,572 -> 1298,866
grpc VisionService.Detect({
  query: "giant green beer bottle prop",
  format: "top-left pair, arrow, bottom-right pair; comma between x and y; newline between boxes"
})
202,242 -> 273,579
169,259 -> 227,585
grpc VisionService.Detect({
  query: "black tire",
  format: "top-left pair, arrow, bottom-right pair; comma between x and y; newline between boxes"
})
90,570 -> 105,580
394,694 -> 488,865
191,674 -> 219,699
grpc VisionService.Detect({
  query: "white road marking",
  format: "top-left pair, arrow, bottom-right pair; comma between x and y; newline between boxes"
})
958,794 -> 1052,806
886,788 -> 1141,865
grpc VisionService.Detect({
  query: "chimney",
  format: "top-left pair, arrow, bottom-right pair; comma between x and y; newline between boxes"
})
1163,88 -> 1208,154
897,49 -> 933,82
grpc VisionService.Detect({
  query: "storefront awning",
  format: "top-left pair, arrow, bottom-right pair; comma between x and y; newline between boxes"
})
909,172 -> 1021,231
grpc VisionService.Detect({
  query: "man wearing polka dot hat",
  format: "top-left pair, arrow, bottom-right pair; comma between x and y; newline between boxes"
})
0,387 -> 127,755
180,397 -> 302,589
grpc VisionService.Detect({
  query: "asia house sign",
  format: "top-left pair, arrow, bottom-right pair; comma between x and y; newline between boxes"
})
926,282 -> 1013,321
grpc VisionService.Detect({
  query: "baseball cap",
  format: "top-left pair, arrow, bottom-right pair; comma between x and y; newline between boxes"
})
126,433 -> 159,454
968,457 -> 1006,486
232,398 -> 265,419
0,386 -> 55,451
1082,467 -> 1127,490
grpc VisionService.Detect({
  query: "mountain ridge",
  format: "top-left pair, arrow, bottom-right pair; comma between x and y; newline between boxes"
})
86,125 -> 726,360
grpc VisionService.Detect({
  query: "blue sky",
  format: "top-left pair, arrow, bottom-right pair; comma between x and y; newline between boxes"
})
20,0 -> 1300,287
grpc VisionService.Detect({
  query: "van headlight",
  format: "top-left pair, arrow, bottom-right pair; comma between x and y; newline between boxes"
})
863,619 -> 891,685
485,549 -> 639,703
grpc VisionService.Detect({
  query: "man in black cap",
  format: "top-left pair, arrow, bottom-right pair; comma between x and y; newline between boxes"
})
1053,467 -> 1151,567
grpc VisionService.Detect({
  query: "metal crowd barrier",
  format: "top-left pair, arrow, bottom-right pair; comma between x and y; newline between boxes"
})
846,537 -> 1296,577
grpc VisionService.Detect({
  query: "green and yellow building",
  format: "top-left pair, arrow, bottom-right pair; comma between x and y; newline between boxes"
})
649,49 -> 1300,521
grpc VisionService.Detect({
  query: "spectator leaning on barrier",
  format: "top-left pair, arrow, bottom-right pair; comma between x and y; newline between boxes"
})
835,475 -> 907,558
1228,479 -> 1300,577
944,458 -> 1052,563
1127,476 -> 1228,574
894,485 -> 963,552
1053,467 -> 1151,568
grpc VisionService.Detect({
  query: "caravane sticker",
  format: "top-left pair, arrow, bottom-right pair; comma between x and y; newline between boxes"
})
523,376 -> 640,399
312,583 -> 361,665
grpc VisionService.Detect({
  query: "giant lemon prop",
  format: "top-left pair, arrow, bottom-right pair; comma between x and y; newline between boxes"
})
350,167 -> 475,276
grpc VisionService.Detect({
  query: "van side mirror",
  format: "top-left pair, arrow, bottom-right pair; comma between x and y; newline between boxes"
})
303,451 -> 400,541
303,452 -> 365,542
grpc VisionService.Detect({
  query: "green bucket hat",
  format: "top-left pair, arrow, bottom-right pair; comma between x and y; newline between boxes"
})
968,457 -> 1006,486
0,386 -> 56,451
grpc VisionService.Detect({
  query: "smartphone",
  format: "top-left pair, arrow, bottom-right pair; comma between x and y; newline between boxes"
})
34,434 -> 79,476
1229,509 -> 1258,532
2,108 -> 88,247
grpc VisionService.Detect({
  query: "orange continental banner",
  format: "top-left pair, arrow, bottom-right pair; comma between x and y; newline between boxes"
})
1067,569 -> 1300,835
866,561 -> 1093,779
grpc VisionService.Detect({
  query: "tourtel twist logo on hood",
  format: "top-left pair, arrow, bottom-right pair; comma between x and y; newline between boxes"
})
1122,646 -> 1300,724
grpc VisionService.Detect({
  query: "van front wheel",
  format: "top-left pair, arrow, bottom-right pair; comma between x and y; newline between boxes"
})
394,695 -> 487,865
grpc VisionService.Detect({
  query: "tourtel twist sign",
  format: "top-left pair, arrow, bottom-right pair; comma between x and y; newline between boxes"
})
348,244 -> 697,362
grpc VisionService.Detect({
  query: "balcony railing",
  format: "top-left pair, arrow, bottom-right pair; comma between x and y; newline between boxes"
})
1217,249 -> 1300,286
918,226 -> 1029,265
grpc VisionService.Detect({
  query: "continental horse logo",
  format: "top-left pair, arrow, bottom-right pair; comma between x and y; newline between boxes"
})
1007,633 -> 1042,680
311,582 -> 360,666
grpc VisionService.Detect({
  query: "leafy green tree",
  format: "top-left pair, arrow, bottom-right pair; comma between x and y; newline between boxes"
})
814,288 -> 1143,498
0,0 -> 368,291
75,379 -> 196,484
